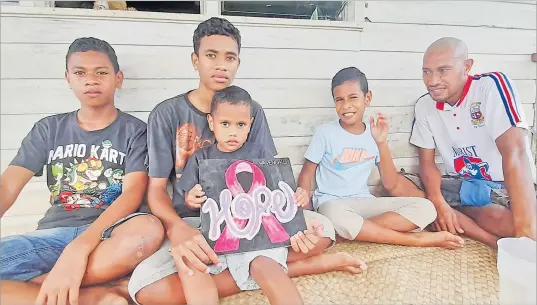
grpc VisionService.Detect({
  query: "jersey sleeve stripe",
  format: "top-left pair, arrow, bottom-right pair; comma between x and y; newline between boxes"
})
485,73 -> 519,126
492,72 -> 521,124
499,71 -> 522,116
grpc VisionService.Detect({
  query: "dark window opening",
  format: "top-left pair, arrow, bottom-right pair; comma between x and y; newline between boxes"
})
222,1 -> 346,21
126,1 -> 200,14
54,1 -> 201,14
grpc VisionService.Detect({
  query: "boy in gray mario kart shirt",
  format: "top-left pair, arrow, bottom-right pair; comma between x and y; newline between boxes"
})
0,37 -> 164,305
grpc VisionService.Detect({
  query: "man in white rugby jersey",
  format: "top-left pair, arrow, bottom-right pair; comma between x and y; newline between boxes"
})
393,37 -> 536,248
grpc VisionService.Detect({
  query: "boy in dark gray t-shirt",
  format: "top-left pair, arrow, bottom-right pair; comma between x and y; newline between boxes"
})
0,37 -> 164,305
129,18 -> 361,305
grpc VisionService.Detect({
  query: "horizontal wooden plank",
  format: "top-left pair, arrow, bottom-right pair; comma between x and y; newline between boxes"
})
0,15 -> 361,51
365,1 -> 536,30
362,22 -> 536,55
0,106 -> 422,149
2,79 -> 535,114
1,215 -> 41,237
2,182 -> 51,217
2,44 -> 535,80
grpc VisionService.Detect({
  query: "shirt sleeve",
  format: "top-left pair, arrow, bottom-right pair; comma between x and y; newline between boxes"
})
409,100 -> 436,149
124,125 -> 148,174
146,105 -> 176,178
482,73 -> 529,141
248,101 -> 278,157
177,152 -> 200,193
10,120 -> 49,176
304,126 -> 327,164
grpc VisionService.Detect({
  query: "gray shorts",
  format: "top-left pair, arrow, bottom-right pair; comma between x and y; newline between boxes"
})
128,210 -> 336,304
401,172 -> 511,208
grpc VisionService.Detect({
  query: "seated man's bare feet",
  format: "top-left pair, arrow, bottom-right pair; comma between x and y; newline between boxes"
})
323,252 -> 367,274
415,231 -> 465,249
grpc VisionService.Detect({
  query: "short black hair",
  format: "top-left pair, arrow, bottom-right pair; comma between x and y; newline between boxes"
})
211,85 -> 253,116
331,67 -> 369,96
66,37 -> 120,73
193,17 -> 241,55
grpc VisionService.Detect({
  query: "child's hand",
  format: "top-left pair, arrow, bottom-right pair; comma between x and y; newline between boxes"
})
290,219 -> 324,254
185,184 -> 207,209
370,112 -> 389,144
293,187 -> 310,208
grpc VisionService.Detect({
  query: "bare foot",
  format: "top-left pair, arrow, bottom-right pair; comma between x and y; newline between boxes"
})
324,252 -> 368,274
415,231 -> 464,249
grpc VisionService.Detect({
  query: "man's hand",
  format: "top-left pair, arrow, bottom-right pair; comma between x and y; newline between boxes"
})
432,199 -> 464,235
290,219 -> 324,254
185,184 -> 207,210
168,222 -> 220,276
35,243 -> 90,305
370,112 -> 389,144
293,187 -> 310,208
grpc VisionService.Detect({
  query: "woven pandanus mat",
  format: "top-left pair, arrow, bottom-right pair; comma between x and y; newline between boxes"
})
220,238 -> 499,305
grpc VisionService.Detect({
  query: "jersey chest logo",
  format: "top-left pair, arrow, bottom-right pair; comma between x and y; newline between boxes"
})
469,101 -> 485,127
454,156 -> 491,180
453,145 -> 491,180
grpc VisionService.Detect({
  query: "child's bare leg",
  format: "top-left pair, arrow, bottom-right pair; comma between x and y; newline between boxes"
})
250,256 -> 303,305
355,219 -> 464,249
81,215 -> 165,285
0,279 -> 129,305
136,270 -> 240,305
368,211 -> 419,232
179,261 -> 218,305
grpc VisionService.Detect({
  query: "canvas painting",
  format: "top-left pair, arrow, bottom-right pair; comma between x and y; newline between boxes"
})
199,158 -> 307,255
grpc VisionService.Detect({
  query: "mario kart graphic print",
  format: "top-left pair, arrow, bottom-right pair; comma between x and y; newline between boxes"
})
47,140 -> 125,211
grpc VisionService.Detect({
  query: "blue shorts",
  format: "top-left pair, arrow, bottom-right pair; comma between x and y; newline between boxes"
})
0,212 -> 148,282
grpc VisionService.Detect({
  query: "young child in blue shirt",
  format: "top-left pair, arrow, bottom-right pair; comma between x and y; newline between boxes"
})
295,67 -> 465,249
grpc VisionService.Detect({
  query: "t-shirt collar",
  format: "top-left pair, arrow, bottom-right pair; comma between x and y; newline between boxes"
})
436,75 -> 473,111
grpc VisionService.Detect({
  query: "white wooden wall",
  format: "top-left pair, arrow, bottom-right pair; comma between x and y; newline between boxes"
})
1,1 -> 536,237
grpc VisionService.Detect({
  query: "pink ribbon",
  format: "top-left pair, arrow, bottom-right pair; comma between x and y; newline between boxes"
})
214,160 -> 290,253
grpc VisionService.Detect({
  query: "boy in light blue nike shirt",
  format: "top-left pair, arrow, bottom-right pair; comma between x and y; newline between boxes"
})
295,67 -> 464,249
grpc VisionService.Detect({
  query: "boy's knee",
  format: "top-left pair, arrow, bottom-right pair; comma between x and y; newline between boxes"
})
318,204 -> 361,240
114,215 -> 165,259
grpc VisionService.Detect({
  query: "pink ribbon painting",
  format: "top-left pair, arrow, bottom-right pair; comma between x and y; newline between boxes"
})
213,160 -> 290,253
